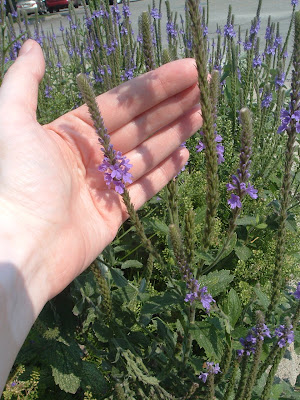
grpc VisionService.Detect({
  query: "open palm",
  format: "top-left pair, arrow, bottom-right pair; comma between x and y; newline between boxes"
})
0,40 -> 202,301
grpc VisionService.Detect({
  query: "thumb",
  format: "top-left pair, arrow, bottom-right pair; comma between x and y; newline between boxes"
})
0,39 -> 45,118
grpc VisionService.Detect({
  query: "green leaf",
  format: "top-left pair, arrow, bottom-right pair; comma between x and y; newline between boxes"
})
122,350 -> 159,385
141,290 -> 183,315
145,218 -> 169,235
221,233 -> 237,260
225,289 -> 242,328
81,361 -> 107,395
286,214 -> 297,232
51,366 -> 81,394
121,260 -> 143,269
47,341 -> 82,394
110,267 -> 128,287
190,321 -> 224,360
200,270 -> 234,297
234,241 -> 252,261
236,216 -> 257,226
256,223 -> 267,229
253,286 -> 270,310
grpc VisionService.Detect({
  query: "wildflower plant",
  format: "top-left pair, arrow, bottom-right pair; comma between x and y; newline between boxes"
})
2,0 -> 300,399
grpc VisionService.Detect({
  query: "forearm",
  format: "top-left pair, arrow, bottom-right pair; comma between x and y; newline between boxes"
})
0,214 -> 48,393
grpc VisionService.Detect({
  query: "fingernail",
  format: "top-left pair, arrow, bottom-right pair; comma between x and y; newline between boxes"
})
19,40 -> 35,57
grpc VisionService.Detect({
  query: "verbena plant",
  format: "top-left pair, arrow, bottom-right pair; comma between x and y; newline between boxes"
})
1,0 -> 300,399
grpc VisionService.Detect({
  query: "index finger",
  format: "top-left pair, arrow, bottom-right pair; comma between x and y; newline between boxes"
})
72,58 -> 198,132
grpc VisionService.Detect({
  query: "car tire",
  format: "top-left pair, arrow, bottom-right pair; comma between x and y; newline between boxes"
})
74,0 -> 79,7
49,7 -> 53,12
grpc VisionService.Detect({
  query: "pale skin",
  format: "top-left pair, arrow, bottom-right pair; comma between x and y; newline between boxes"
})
0,39 -> 202,392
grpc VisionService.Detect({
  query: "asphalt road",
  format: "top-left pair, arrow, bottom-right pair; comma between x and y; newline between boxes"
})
30,0 -> 297,48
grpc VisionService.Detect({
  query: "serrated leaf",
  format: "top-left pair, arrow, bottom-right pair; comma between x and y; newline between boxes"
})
200,270 -> 234,297
190,321 -> 224,360
110,267 -> 128,287
225,289 -> 242,328
145,218 -> 169,235
113,284 -> 138,304
234,242 -> 252,261
81,361 -> 107,395
253,286 -> 270,310
51,366 -> 81,394
47,341 -> 82,394
141,290 -> 183,315
236,216 -> 257,226
121,260 -> 143,269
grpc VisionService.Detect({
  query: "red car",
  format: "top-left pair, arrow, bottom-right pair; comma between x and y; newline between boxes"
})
46,0 -> 79,12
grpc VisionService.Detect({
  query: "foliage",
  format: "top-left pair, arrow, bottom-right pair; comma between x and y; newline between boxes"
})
1,0 -> 300,399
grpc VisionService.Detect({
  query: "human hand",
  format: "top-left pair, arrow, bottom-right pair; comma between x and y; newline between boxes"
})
0,39 -> 202,308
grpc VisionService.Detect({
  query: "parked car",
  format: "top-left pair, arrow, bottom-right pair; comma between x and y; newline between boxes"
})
109,0 -> 122,4
45,0 -> 79,13
16,0 -> 47,14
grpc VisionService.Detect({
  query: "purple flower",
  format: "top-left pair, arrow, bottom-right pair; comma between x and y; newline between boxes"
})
261,92 -> 273,108
196,140 -> 205,153
199,372 -> 209,383
250,18 -> 260,36
275,72 -> 285,89
278,108 -> 300,133
122,4 -> 131,18
275,324 -> 294,347
11,381 -> 17,387
199,362 -> 221,382
224,23 -> 236,38
243,41 -> 252,51
45,85 -> 53,98
238,324 -> 271,356
253,55 -> 262,67
293,282 -> 300,299
98,150 -> 133,195
291,0 -> 298,6
184,281 -> 215,312
244,183 -> 258,199
150,7 -> 161,19
120,25 -> 128,35
166,21 -> 177,38
111,5 -> 121,24
196,133 -> 224,164
274,35 -> 283,48
121,67 -> 135,81
266,45 -> 276,55
228,193 -> 242,209
265,26 -> 272,40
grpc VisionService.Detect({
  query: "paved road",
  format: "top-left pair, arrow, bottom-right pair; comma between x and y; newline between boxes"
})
23,0 -> 297,49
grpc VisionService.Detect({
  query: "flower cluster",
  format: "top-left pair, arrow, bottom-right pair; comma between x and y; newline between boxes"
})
293,282 -> 300,299
166,21 -> 177,38
261,92 -> 273,109
227,175 -> 258,209
150,7 -> 161,19
199,362 -> 221,383
223,23 -> 236,38
227,109 -> 257,209
291,0 -> 298,6
237,324 -> 271,357
184,280 -> 215,312
274,324 -> 294,348
196,132 -> 225,164
278,108 -> 300,133
275,72 -> 286,89
98,147 -> 133,194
